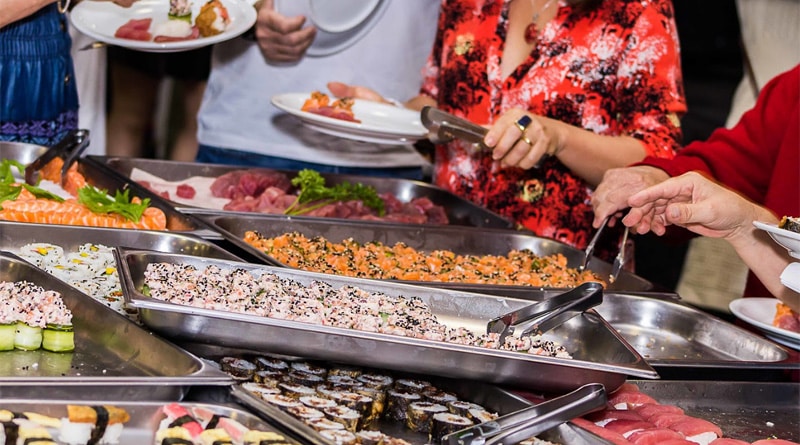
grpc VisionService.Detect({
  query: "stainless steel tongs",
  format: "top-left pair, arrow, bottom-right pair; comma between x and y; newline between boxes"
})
442,383 -> 607,445
24,129 -> 91,186
420,106 -> 489,147
579,216 -> 629,284
486,282 -> 603,343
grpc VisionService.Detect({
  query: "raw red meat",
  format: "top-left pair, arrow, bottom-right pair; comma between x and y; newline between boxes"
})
176,183 -> 196,199
586,409 -> 646,424
114,18 -> 153,41
627,428 -> 685,445
656,440 -> 697,445
634,403 -> 685,420
608,390 -> 658,409
708,439 -> 750,445
604,419 -> 656,437
210,169 -> 292,200
571,418 -> 634,445
154,26 -> 201,42
669,417 -> 723,438
751,440 -> 800,445
650,413 -> 691,429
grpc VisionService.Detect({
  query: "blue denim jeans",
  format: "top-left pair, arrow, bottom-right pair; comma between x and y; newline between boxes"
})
196,144 -> 425,180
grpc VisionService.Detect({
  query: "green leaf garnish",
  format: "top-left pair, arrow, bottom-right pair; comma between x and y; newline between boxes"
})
21,184 -> 65,202
0,159 -> 25,184
77,186 -> 150,222
284,169 -> 385,216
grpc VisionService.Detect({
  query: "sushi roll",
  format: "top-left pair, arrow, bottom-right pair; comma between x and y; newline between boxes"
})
59,405 -> 130,445
319,429 -> 357,445
779,216 -> 800,233
355,430 -> 386,445
447,401 -> 482,417
385,390 -> 421,422
331,392 -> 373,429
326,374 -> 359,390
405,402 -> 447,433
219,357 -> 257,380
242,430 -> 289,445
14,322 -> 42,351
422,388 -> 458,406
299,396 -> 338,411
241,382 -> 281,400
353,386 -> 385,426
154,426 -> 194,445
195,0 -> 230,37
254,356 -> 289,373
380,437 -> 413,445
394,379 -> 431,394
42,322 -> 74,353
466,408 -> 497,424
253,370 -> 285,387
286,370 -> 325,387
430,413 -> 473,444
357,373 -> 393,391
198,428 -> 233,445
305,418 -> 345,432
278,382 -> 317,399
322,406 -> 360,432
328,365 -> 361,378
169,0 -> 192,22
285,405 -> 325,423
290,361 -> 327,378
261,394 -> 303,412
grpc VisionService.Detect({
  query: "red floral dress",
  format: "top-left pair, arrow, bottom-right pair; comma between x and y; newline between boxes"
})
421,0 -> 686,256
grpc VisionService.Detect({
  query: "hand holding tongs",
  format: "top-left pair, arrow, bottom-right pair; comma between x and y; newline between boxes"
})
420,106 -> 488,147
486,282 -> 603,343
24,129 -> 91,187
580,216 -> 629,283
442,383 -> 607,445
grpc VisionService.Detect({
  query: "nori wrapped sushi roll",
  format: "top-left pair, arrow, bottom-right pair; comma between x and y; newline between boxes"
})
241,382 -> 281,400
299,396 -> 338,411
353,386 -> 385,427
406,402 -> 448,433
422,388 -> 458,406
356,430 -> 386,445
278,382 -> 317,399
254,370 -> 285,388
385,389 -> 421,422
322,406 -> 360,432
327,374 -> 359,390
290,361 -> 327,378
319,429 -> 357,445
286,405 -> 325,422
255,356 -> 289,372
357,373 -> 394,391
328,364 -> 362,378
286,370 -> 325,387
447,400 -> 482,417
220,357 -> 257,380
394,378 -> 431,393
779,216 -> 800,233
430,413 -> 473,444
305,418 -> 345,432
261,394 -> 303,412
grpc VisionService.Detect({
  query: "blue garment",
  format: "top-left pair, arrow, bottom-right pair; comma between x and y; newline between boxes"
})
197,144 -> 425,180
0,4 -> 78,146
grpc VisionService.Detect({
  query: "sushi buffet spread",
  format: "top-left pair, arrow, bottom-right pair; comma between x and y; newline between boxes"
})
0,148 -> 798,445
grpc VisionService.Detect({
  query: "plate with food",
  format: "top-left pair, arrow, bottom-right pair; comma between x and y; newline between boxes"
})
70,0 -> 257,53
271,92 -> 429,145
729,297 -> 800,350
754,217 -> 800,259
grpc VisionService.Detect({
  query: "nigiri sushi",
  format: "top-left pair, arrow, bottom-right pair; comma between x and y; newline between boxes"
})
195,0 -> 230,37
59,405 -> 130,444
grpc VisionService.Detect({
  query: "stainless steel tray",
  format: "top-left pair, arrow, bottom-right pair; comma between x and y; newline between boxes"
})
230,367 -> 615,445
0,400 -> 301,445
116,248 -> 658,394
594,293 -> 798,378
201,213 -> 655,292
0,142 -> 210,234
0,251 -> 232,400
87,156 -> 515,229
628,379 -> 799,442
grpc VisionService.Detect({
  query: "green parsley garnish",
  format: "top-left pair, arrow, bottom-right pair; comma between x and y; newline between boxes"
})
77,186 -> 150,222
284,169 -> 384,216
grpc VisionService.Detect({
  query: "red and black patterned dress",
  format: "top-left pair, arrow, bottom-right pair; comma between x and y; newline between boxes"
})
421,0 -> 686,256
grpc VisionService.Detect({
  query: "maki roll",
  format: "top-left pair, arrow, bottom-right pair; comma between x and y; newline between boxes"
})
430,413 -> 473,444
220,357 -> 257,380
326,374 -> 359,390
195,0 -> 230,37
447,401 -> 482,417
385,390 -> 421,422
394,379 -> 431,394
357,373 -> 393,391
286,370 -> 325,387
261,394 -> 303,412
353,386 -> 385,427
14,322 -> 42,351
253,370 -> 285,387
466,408 -> 497,424
299,396 -> 338,411
422,388 -> 458,406
278,382 -> 317,399
406,402 -> 447,433
59,405 -> 130,445
356,430 -> 386,445
290,361 -> 327,377
169,0 -> 192,22
322,406 -> 360,432
241,382 -> 281,400
779,216 -> 800,233
328,365 -> 362,378
255,356 -> 289,373
285,405 -> 325,422
319,429 -> 358,445
305,418 -> 345,432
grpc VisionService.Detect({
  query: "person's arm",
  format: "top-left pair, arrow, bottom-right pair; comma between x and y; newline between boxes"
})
250,0 -> 316,63
0,0 -> 54,28
624,171 -> 798,311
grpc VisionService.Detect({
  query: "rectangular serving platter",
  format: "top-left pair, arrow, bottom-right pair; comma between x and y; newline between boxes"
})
0,142 -> 210,234
87,155 -> 515,229
116,248 -> 658,395
201,213 -> 655,293
0,250 -> 232,400
594,294 -> 798,380
628,379 -> 799,443
230,368 -> 615,445
0,399 -> 302,445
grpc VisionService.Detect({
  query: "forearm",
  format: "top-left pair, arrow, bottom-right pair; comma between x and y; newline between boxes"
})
553,119 -> 648,187
0,0 -> 54,28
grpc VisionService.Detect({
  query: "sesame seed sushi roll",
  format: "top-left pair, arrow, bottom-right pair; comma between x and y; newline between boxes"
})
305,418 -> 345,432
319,429 -> 358,445
357,373 -> 393,391
299,396 -> 338,411
255,356 -> 289,373
155,426 -> 194,445
315,384 -> 338,400
406,402 -> 448,433
356,430 -> 386,445
220,357 -> 257,380
278,382 -> 317,399
430,413 -> 473,444
261,394 -> 303,412
17,243 -> 64,269
243,430 -> 289,445
198,428 -> 233,445
286,405 -> 325,423
323,406 -> 360,432
385,390 -> 421,422
241,382 -> 281,399
14,322 -> 43,351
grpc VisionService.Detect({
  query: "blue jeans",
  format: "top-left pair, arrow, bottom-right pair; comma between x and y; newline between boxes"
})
196,144 -> 424,180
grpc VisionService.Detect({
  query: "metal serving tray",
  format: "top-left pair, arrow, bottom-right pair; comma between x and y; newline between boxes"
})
594,294 -> 797,379
202,213 -> 655,293
0,251 -> 232,400
0,142 -> 209,233
87,156 -> 515,229
0,400 -> 301,445
629,379 -> 799,442
231,370 -> 615,445
116,248 -> 658,394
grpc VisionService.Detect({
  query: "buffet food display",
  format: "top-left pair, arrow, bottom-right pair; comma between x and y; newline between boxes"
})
1,151 -> 798,445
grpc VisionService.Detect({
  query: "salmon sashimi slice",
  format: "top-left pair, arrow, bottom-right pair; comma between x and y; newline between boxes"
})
0,198 -> 167,230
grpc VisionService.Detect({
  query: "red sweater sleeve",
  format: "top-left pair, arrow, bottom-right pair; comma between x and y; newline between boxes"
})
637,65 -> 799,204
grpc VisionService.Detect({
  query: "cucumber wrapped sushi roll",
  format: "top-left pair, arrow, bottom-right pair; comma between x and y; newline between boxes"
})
430,413 -> 473,444
14,322 -> 42,351
169,0 -> 192,22
406,402 -> 447,433
42,323 -> 74,352
0,322 -> 16,351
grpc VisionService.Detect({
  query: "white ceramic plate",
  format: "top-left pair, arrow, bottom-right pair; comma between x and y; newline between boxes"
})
274,0 -> 387,56
754,220 -> 800,260
70,0 -> 257,53
271,93 -> 428,145
729,297 -> 800,350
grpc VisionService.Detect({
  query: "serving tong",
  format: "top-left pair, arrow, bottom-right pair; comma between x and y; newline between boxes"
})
579,216 -> 629,284
486,281 -> 603,344
443,383 -> 607,445
420,106 -> 489,147
24,129 -> 91,187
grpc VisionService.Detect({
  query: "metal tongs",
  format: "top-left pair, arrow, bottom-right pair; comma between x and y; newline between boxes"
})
486,282 -> 603,343
579,216 -> 629,283
420,106 -> 489,147
443,383 -> 607,445
24,129 -> 90,186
